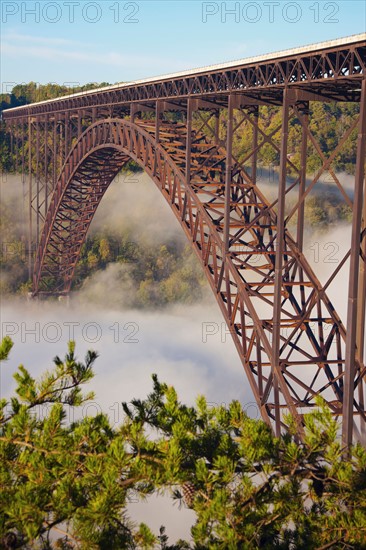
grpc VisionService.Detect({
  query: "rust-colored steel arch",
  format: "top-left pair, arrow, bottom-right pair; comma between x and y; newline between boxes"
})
33,117 -> 362,436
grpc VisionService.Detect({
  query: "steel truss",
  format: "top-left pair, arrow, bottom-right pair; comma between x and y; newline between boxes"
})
3,36 -> 366,446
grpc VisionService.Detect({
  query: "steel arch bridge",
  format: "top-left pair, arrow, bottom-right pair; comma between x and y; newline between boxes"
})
3,34 -> 366,446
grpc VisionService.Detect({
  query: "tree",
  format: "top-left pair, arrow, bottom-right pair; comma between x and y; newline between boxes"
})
1,338 -> 365,549
124,378 -> 366,549
0,339 -> 165,548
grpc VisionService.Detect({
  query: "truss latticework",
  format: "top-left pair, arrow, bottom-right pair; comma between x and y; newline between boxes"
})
3,35 -> 366,446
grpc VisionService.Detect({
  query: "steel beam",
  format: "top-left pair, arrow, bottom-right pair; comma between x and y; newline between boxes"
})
186,99 -> 193,185
251,106 -> 259,186
224,94 -> 234,254
272,87 -> 290,436
28,118 -> 33,279
297,103 -> 309,253
342,78 -> 366,448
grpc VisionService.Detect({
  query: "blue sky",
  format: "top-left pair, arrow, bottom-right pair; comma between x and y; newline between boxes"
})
1,1 -> 365,89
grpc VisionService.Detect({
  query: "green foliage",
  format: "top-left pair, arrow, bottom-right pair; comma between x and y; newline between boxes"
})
0,122 -> 12,172
124,383 -> 366,550
75,235 -> 206,308
0,340 -> 161,548
0,200 -> 29,295
0,82 -> 112,114
0,82 -> 113,172
304,194 -> 353,228
0,336 -> 13,361
1,340 -> 366,548
198,102 -> 358,175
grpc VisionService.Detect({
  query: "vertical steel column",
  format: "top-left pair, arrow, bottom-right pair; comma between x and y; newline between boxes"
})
182,99 -> 193,223
21,118 -> 26,215
28,118 -> 33,279
129,104 -> 136,154
357,183 -> 366,441
357,190 -> 366,441
251,106 -> 259,185
272,87 -> 290,436
77,111 -> 82,137
214,110 -> 220,146
251,104 -> 260,405
15,123 -> 19,173
342,78 -> 366,449
224,94 -> 234,321
44,115 -> 49,213
59,117 -> 64,164
186,99 -> 193,185
64,112 -> 69,160
297,103 -> 309,253
224,94 -> 234,254
130,104 -> 136,125
36,120 -> 40,250
21,118 -> 25,174
53,118 -> 57,191
10,127 -> 14,169
155,102 -> 162,144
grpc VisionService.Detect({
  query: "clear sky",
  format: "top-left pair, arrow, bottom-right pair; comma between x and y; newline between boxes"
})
1,0 -> 365,89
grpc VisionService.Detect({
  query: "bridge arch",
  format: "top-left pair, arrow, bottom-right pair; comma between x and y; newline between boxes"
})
34,118 -> 235,307
34,118 -> 189,294
34,116 -> 353,434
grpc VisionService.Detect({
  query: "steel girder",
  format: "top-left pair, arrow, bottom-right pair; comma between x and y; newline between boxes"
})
2,37 -> 365,121
27,109 -> 365,443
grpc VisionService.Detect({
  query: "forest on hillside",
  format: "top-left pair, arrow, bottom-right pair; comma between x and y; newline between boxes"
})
0,192 -> 207,305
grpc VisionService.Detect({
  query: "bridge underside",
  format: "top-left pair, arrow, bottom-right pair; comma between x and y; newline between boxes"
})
4,37 -> 366,446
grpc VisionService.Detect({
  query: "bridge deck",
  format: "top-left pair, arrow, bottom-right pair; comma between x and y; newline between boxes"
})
2,33 -> 365,120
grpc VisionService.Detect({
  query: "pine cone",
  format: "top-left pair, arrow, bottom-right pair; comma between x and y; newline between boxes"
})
181,481 -> 196,508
